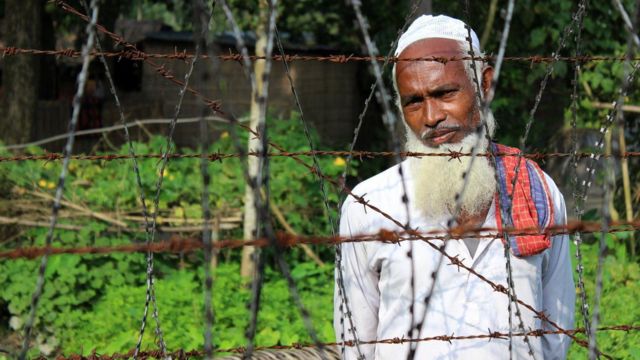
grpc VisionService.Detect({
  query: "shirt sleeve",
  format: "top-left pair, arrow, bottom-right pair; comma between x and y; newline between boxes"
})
541,176 -> 576,360
334,198 -> 380,359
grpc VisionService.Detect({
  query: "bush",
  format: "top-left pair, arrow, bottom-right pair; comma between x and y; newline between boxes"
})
0,114 -> 351,357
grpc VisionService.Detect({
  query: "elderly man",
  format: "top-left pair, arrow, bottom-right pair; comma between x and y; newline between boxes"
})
334,15 -> 575,359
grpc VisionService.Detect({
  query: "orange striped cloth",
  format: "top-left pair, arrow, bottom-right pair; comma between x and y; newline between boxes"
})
493,143 -> 555,257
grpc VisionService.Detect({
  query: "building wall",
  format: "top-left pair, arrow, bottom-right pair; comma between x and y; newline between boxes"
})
136,40 -> 364,148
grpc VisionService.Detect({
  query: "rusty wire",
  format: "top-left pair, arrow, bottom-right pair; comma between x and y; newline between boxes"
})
2,219 -> 639,260
3,150 -> 640,163
18,1 -> 99,358
3,45 -> 640,64
46,325 -> 640,360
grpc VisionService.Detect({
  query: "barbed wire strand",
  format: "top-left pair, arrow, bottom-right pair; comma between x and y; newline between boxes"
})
273,20 -> 359,358
5,149 -> 640,163
570,0 -> 592,342
578,65 -> 640,203
49,324 -> 640,360
129,5 -> 209,358
17,1 -> 99,359
3,219 -> 640,260
193,0 -> 217,358
5,45 -> 640,63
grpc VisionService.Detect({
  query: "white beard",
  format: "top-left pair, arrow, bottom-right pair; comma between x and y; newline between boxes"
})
404,117 -> 497,220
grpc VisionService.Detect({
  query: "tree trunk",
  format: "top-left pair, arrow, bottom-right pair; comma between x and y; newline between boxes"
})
240,0 -> 268,279
1,0 -> 42,146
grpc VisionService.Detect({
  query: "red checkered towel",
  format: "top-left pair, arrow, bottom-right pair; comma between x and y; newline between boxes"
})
493,143 -> 555,257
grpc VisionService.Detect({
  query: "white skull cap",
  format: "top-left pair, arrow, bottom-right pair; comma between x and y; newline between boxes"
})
394,15 -> 481,57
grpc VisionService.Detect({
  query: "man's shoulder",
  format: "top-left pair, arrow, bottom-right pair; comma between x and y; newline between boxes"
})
341,161 -> 411,218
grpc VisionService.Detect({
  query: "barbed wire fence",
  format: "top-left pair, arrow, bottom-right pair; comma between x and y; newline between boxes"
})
0,0 -> 638,359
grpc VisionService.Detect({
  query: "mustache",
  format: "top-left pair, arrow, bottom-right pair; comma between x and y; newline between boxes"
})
419,124 -> 483,141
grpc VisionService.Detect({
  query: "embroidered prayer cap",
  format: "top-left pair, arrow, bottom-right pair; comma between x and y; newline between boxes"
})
395,15 -> 481,57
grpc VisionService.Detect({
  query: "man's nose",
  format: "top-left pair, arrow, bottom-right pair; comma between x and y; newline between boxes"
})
422,99 -> 446,128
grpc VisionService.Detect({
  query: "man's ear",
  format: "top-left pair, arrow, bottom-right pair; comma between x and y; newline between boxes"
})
481,66 -> 495,100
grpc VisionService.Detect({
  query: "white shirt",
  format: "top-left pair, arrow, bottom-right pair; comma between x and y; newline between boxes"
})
334,160 -> 575,359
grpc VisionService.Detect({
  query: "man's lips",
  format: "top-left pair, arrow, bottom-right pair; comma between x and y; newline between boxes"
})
421,128 -> 459,145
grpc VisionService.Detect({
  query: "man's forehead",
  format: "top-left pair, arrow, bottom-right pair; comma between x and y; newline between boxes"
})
397,38 -> 464,59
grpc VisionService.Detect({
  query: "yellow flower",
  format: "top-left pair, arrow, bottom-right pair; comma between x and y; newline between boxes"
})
161,168 -> 169,177
38,179 -> 47,188
220,131 -> 229,139
333,157 -> 346,167
168,175 -> 175,181
47,181 -> 56,190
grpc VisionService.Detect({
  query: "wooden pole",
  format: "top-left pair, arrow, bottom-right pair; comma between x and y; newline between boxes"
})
618,123 -> 636,256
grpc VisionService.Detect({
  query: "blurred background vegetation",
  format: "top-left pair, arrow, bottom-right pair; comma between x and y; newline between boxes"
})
0,0 -> 639,358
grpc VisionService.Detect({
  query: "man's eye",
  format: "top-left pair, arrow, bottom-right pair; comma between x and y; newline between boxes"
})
404,97 -> 421,107
437,89 -> 457,98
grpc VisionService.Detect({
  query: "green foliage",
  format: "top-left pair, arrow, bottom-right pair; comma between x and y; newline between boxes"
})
0,114 -> 350,356
568,234 -> 640,359
59,263 -> 334,355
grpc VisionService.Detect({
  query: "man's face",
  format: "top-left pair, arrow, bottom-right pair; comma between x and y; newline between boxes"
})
396,38 -> 482,148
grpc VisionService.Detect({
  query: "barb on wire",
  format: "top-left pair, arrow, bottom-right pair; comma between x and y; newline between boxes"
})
18,1 -> 99,359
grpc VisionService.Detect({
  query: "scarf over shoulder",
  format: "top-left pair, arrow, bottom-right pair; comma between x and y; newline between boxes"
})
492,143 -> 555,257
